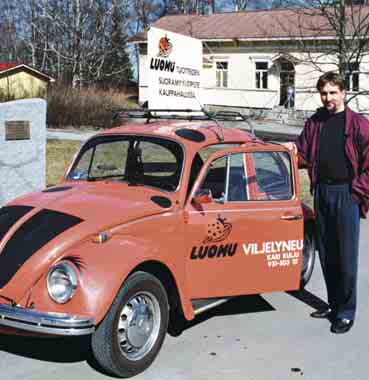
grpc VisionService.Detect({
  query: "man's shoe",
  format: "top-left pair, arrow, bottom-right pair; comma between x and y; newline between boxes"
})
310,308 -> 332,319
330,318 -> 354,334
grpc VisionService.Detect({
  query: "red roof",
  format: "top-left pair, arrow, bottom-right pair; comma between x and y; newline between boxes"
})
131,6 -> 369,42
0,63 -> 20,72
0,63 -> 54,82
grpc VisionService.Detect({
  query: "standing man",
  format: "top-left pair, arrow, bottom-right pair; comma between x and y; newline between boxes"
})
296,71 -> 369,334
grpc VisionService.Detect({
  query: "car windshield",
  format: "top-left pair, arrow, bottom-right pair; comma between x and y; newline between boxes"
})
66,135 -> 184,192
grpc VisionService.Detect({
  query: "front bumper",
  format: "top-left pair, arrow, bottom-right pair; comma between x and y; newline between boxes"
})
0,304 -> 95,336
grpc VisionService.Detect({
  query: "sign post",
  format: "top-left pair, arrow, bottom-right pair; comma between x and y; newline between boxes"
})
147,27 -> 202,110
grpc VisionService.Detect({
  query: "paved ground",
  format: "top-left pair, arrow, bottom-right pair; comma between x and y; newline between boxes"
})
0,218 -> 368,380
47,128 -> 96,141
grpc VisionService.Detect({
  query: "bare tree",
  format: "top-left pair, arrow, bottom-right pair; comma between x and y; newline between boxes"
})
260,0 -> 369,111
0,0 -> 133,88
275,1 -> 369,106
214,0 -> 251,11
161,0 -> 215,14
0,1 -> 19,62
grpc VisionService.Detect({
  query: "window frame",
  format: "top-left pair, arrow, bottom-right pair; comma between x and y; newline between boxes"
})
198,153 -> 248,203
345,62 -> 360,92
189,146 -> 296,207
215,61 -> 229,88
65,134 -> 185,192
255,61 -> 269,90
247,150 -> 294,202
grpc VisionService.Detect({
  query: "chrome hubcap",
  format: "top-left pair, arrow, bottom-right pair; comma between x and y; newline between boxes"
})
117,292 -> 161,361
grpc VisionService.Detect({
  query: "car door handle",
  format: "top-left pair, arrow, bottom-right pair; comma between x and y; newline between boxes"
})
281,214 -> 303,220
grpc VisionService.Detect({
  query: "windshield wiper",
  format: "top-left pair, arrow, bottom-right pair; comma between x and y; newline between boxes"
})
86,174 -> 148,187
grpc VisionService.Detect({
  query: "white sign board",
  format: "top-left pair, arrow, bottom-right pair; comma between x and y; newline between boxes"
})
148,27 -> 202,110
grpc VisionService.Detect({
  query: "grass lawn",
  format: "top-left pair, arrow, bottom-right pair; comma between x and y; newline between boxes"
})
46,139 -> 313,207
47,140 -> 82,186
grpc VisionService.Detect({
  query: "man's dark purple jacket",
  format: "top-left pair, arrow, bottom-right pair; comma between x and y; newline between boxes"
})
295,106 -> 369,218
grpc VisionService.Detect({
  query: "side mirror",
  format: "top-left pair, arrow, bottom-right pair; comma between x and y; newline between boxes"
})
193,189 -> 213,205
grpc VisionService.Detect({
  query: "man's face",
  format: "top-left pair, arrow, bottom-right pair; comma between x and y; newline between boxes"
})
319,82 -> 345,113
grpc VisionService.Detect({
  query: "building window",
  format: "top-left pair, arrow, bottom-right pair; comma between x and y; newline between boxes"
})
255,61 -> 268,89
345,62 -> 359,92
216,61 -> 228,88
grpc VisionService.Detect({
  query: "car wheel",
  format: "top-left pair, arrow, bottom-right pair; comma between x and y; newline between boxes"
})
300,226 -> 316,289
91,271 -> 169,378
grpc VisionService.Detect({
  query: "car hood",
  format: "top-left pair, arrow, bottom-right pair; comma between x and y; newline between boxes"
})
11,182 -> 172,225
0,182 -> 175,299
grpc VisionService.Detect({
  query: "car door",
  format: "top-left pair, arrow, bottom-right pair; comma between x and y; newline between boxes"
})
184,146 -> 303,300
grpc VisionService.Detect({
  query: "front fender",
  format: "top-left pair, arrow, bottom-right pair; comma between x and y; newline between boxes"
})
19,235 -> 192,325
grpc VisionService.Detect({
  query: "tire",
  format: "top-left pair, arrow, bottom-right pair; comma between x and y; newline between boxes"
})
167,307 -> 187,337
91,271 -> 169,378
300,225 -> 316,289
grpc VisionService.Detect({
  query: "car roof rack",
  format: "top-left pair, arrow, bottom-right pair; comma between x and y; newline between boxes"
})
112,108 -> 256,142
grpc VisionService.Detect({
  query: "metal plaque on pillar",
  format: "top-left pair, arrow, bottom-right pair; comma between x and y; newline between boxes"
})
5,121 -> 31,141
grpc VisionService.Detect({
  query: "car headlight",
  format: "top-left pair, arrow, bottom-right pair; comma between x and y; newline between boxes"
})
47,262 -> 78,304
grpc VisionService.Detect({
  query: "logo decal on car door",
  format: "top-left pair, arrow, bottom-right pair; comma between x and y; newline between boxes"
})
203,215 -> 232,244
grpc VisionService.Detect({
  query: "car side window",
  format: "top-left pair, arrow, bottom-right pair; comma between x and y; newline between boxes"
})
200,153 -> 247,203
251,151 -> 293,200
202,156 -> 227,202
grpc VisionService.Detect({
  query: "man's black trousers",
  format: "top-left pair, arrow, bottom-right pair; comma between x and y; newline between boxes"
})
314,183 -> 360,321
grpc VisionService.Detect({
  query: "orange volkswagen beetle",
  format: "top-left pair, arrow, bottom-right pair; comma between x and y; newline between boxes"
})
0,110 -> 315,377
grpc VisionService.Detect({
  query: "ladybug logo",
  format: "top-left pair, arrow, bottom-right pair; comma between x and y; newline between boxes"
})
203,215 -> 232,244
158,35 -> 172,58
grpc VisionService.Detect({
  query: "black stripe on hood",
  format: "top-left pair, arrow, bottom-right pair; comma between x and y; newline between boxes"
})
0,206 -> 34,242
0,209 -> 83,288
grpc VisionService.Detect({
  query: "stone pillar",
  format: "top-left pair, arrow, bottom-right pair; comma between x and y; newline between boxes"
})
0,99 -> 46,206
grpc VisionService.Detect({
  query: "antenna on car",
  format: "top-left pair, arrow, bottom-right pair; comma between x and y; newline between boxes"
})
203,109 -> 257,142
243,114 -> 257,142
201,107 -> 224,142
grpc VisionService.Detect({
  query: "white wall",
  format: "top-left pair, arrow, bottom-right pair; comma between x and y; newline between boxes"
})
202,53 -> 279,109
201,87 -> 278,109
294,52 -> 369,112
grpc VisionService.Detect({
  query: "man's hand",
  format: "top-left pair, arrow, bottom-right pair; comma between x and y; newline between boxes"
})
282,142 -> 297,153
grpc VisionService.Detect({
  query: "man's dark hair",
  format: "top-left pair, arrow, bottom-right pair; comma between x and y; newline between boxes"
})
316,71 -> 345,92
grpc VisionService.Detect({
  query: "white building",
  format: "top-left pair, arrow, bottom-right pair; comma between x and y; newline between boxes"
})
131,7 -> 369,113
